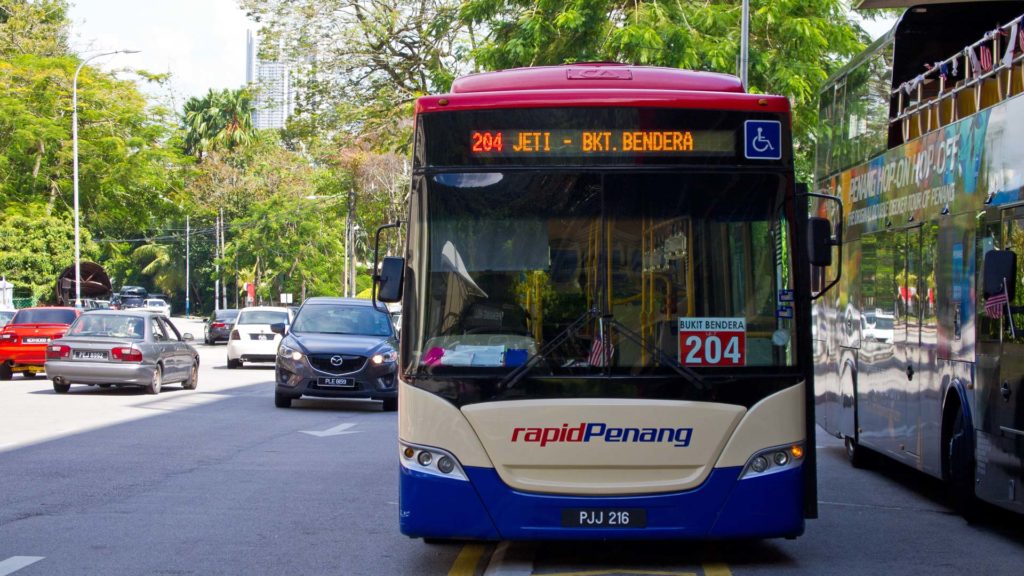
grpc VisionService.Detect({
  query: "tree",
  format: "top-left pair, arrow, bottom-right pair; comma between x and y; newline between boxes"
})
460,0 -> 869,180
240,0 -> 471,152
0,0 -> 69,58
182,88 -> 256,159
0,208 -> 97,302
0,0 -> 188,296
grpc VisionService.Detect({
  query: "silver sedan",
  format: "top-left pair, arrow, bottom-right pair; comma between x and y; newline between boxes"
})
44,310 -> 199,395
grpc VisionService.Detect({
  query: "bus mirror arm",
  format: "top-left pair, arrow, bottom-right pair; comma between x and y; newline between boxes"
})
802,191 -> 843,300
372,222 -> 404,313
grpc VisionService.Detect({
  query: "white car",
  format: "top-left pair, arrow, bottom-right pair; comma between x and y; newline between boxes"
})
226,306 -> 292,369
142,298 -> 171,317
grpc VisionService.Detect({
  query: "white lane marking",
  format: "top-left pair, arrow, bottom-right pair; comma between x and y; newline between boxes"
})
483,542 -> 533,576
0,557 -> 44,575
300,422 -> 360,437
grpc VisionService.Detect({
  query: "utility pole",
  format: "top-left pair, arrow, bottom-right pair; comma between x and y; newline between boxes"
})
347,188 -> 356,297
185,215 -> 190,318
214,212 -> 220,312
220,208 -> 227,310
740,0 -> 750,91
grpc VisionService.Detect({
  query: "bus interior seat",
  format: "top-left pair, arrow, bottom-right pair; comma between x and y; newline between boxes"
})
956,86 -> 978,117
938,95 -> 956,126
980,76 -> 1003,108
1011,62 -> 1024,96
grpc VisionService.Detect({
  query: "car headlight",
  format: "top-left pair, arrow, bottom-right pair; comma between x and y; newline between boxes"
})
279,343 -> 304,362
372,350 -> 398,365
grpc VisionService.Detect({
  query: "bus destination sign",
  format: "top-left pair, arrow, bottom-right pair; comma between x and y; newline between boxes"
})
469,129 -> 735,157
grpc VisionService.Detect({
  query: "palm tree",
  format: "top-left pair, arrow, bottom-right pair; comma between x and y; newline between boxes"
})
181,88 -> 256,160
132,243 -> 184,296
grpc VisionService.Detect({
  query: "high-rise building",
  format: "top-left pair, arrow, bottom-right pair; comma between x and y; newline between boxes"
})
246,30 -> 293,130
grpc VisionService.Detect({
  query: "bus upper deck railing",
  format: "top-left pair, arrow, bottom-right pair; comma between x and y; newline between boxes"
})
893,13 -> 1024,142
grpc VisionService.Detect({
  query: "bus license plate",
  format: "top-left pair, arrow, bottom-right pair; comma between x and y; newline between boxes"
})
318,377 -> 353,388
561,509 -> 646,528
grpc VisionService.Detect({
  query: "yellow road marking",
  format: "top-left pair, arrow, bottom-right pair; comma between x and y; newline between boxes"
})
702,563 -> 733,576
449,544 -> 487,576
539,571 -> 697,576
536,565 -> 696,569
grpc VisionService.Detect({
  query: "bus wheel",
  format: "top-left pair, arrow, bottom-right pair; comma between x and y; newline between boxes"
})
844,436 -> 873,469
946,408 -> 979,522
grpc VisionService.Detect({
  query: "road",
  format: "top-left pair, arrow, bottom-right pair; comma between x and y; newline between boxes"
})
0,317 -> 1022,575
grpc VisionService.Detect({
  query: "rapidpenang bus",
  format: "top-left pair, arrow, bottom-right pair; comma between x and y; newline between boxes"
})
374,63 -> 839,540
815,0 -> 1024,516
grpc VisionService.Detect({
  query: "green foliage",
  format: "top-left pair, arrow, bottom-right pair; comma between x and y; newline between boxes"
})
223,193 -> 347,303
0,208 -> 97,301
182,88 -> 256,159
0,2 -> 188,296
461,0 -> 870,181
241,0 -> 471,153
0,0 -> 69,58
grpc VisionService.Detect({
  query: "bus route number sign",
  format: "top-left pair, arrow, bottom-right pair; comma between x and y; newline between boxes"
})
678,318 -> 746,367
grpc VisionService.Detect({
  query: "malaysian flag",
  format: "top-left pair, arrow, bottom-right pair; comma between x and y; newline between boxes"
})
985,279 -> 1009,318
588,333 -> 613,367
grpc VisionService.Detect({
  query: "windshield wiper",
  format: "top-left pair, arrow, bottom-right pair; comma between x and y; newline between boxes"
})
497,307 -> 600,390
604,316 -> 707,391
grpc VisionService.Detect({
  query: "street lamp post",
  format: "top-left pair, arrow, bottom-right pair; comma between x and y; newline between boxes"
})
72,49 -> 139,307
304,193 -> 354,296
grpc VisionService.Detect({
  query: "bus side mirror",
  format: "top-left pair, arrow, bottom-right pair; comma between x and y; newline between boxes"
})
807,217 -> 835,267
983,250 -> 1017,300
376,257 -> 405,303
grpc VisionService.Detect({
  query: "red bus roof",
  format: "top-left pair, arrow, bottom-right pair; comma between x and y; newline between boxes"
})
418,64 -> 789,114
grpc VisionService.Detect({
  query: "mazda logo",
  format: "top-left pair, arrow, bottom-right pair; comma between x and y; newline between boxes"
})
330,355 -> 344,366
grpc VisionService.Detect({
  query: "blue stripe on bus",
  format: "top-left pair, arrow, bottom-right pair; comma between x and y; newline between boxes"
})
399,464 -> 804,540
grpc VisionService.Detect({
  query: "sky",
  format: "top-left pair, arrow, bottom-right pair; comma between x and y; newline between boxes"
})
68,0 -> 255,106
66,1 -> 897,110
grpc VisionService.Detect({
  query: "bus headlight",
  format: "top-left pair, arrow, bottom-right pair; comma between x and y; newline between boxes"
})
739,442 -> 804,479
399,442 -> 468,481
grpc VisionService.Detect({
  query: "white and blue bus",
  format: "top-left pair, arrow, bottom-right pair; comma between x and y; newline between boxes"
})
375,63 -> 839,540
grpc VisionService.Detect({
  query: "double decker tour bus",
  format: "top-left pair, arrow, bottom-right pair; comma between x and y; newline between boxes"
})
814,0 -> 1024,516
376,63 -> 838,540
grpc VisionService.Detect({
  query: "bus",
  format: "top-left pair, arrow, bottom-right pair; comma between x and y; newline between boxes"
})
814,0 -> 1024,516
376,63 -> 837,540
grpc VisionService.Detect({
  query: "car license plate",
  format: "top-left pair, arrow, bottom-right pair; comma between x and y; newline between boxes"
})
23,337 -> 49,344
318,377 -> 353,388
561,509 -> 646,528
73,350 -> 108,360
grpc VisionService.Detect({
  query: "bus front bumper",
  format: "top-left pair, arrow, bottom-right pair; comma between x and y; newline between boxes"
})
399,464 -> 804,540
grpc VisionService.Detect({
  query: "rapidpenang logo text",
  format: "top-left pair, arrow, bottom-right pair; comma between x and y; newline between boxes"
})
511,423 -> 693,448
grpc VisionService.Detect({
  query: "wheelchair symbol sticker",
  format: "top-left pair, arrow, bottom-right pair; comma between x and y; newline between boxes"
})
744,120 -> 781,160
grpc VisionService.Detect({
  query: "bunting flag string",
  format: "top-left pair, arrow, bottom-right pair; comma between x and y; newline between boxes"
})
1003,22 -> 1019,67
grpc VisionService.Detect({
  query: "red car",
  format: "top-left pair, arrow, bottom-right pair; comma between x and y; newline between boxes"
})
0,307 -> 80,380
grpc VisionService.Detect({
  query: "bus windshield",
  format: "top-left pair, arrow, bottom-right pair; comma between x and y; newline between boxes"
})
408,170 -> 795,377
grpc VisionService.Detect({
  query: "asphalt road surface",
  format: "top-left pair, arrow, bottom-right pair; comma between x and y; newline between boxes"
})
1,317 -> 1022,575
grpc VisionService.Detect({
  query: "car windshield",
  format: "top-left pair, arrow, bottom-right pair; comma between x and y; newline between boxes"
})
0,311 -> 15,325
11,309 -> 77,325
146,300 -> 166,306
236,309 -> 289,325
215,310 -> 238,322
67,315 -> 145,340
292,304 -> 393,336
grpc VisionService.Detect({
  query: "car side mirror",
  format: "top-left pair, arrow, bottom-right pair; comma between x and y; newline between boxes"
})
182,333 -> 194,341
984,249 -> 1017,300
270,322 -> 287,335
